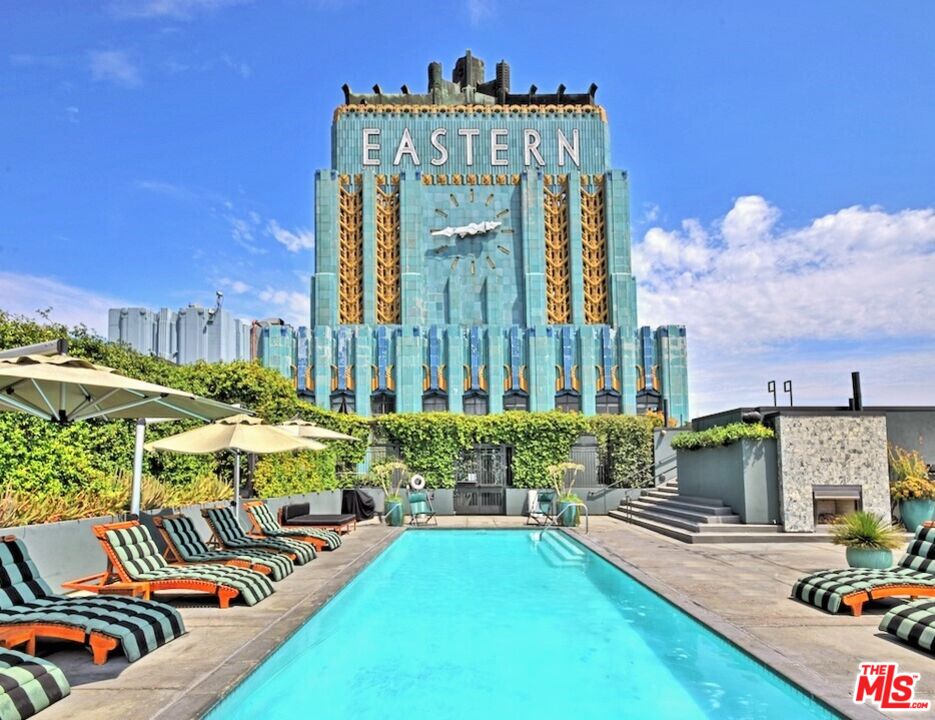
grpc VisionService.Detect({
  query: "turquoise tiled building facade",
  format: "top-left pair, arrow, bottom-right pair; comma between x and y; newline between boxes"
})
310,53 -> 689,421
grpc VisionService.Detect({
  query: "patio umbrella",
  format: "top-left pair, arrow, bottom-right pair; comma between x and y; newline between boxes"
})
0,353 -> 244,514
275,416 -> 358,442
145,414 -> 325,520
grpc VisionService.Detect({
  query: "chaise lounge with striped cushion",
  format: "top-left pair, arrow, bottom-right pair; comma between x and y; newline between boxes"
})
243,501 -> 342,551
0,536 -> 184,664
0,649 -> 70,720
792,525 -> 935,616
93,521 -> 274,608
154,515 -> 294,582
879,598 -> 935,653
202,506 -> 317,565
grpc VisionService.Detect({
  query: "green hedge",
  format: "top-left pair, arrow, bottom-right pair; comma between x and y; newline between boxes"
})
375,412 -> 654,489
670,422 -> 774,451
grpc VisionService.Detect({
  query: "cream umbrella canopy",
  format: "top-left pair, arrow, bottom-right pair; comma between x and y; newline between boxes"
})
0,353 -> 245,514
274,416 -> 358,442
146,414 -> 326,520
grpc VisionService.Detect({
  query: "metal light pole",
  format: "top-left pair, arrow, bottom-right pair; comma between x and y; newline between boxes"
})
767,380 -> 777,406
783,380 -> 794,407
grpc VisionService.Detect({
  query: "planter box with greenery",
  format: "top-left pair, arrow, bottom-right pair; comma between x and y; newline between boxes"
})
672,424 -> 779,524
831,511 -> 904,569
889,445 -> 935,533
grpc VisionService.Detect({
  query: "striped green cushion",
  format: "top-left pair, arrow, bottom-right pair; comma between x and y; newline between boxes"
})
0,649 -> 69,720
0,538 -> 184,662
103,525 -> 169,576
162,516 -> 293,581
898,526 -> 935,573
0,541 -> 54,609
203,507 -> 316,565
247,504 -> 342,550
880,599 -> 935,652
791,568 -> 935,613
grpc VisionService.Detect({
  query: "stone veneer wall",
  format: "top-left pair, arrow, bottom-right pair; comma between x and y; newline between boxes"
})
775,414 -> 889,532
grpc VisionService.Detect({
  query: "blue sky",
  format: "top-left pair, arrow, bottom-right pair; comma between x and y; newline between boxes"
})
1,1 -> 933,415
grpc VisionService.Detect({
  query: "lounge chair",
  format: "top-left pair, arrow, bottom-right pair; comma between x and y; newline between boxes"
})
792,525 -> 935,616
0,536 -> 184,664
408,491 -> 437,526
243,501 -> 342,551
93,520 -> 274,608
280,502 -> 357,534
526,490 -> 557,526
202,507 -> 317,565
0,648 -> 70,720
154,515 -> 294,582
879,598 -> 935,653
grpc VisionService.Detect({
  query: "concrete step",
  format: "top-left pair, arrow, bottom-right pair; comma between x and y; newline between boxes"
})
534,530 -> 587,566
626,501 -> 741,525
622,508 -> 711,532
608,510 -> 835,544
643,498 -> 737,516
620,500 -> 740,523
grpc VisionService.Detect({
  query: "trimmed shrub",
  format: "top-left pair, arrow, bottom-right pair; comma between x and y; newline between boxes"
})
670,422 -> 774,451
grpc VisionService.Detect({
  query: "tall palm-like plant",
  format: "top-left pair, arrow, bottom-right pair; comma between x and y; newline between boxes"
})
831,511 -> 904,550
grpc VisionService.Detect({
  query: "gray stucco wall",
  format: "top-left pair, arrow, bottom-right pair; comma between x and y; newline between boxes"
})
885,411 -> 935,465
653,429 -> 683,485
676,439 -> 779,524
776,414 -> 889,532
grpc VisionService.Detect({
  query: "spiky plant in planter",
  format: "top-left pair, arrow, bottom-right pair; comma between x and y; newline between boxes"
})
831,511 -> 904,569
547,462 -> 585,527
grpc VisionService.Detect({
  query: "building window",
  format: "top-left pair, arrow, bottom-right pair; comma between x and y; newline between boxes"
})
330,392 -> 355,414
503,392 -> 528,411
371,393 -> 396,416
555,392 -> 581,413
463,392 -> 488,416
422,392 -> 448,412
596,391 -> 621,415
636,390 -> 662,416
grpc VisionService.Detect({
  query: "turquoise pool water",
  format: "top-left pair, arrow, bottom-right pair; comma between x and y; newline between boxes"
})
205,530 -> 840,719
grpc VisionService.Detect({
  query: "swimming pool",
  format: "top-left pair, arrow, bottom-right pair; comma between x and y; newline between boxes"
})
205,530 -> 840,719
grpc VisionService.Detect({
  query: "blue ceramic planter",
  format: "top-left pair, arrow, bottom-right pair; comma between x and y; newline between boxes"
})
385,500 -> 404,527
899,499 -> 935,534
846,547 -> 893,569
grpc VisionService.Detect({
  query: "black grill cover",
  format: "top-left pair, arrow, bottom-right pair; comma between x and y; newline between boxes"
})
342,489 -> 375,520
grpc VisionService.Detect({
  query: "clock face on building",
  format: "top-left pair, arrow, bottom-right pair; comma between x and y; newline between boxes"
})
429,186 -> 515,276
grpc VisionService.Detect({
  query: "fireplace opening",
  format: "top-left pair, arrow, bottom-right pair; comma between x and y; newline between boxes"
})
813,485 -> 863,525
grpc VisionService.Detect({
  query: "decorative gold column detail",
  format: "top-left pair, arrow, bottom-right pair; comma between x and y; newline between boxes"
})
544,178 -> 571,324
338,177 -> 363,324
375,180 -> 401,324
581,178 -> 608,324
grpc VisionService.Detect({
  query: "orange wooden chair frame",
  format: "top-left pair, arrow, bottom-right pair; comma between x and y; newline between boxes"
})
0,621 -> 118,665
152,515 -> 271,576
242,501 -> 328,551
92,520 -> 240,609
276,506 -> 356,534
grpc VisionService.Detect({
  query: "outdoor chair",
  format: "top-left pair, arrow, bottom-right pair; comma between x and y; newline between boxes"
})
0,648 -> 70,720
526,490 -> 557,526
792,525 -> 935,616
202,506 -> 317,565
0,536 -> 184,664
280,502 -> 357,534
154,515 -> 294,582
879,598 -> 935,654
92,520 -> 274,609
408,491 -> 437,526
243,501 -> 342,551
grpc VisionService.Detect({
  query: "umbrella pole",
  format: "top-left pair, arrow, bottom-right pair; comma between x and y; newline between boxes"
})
233,449 -> 241,522
130,419 -> 146,516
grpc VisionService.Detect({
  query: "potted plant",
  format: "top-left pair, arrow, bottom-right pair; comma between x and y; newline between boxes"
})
889,445 -> 935,532
831,511 -> 904,569
372,460 -> 409,527
547,462 -> 585,527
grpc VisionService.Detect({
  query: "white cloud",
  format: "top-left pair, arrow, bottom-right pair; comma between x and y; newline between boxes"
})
634,196 -> 935,415
109,0 -> 249,20
88,50 -> 141,88
65,106 -> 79,124
0,272 -> 126,335
257,287 -> 310,327
266,220 -> 314,253
466,0 -> 493,26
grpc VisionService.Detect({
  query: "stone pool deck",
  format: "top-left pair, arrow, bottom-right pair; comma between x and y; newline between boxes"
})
35,516 -> 934,719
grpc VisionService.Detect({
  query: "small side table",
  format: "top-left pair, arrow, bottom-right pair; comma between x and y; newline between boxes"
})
0,627 -> 36,656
